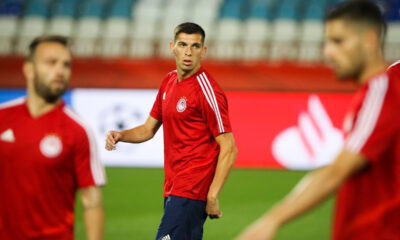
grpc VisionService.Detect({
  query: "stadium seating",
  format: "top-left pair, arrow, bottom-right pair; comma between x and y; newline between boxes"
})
0,0 -> 22,54
129,0 -> 161,57
47,1 -> 76,36
73,0 -> 105,56
158,0 -> 191,57
16,0 -> 49,55
385,0 -> 400,61
0,0 -> 398,61
298,0 -> 327,61
101,0 -> 134,57
213,0 -> 245,59
242,0 -> 273,59
269,0 -> 302,60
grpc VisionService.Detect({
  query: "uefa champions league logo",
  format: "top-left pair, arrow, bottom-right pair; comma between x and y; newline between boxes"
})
176,97 -> 187,112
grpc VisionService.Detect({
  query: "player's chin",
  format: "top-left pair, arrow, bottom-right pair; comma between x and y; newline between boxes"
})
181,64 -> 193,70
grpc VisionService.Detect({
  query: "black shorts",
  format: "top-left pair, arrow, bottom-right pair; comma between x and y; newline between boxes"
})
155,195 -> 208,240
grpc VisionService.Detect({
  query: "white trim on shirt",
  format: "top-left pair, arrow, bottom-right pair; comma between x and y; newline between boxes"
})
346,75 -> 389,153
0,97 -> 25,110
63,106 -> 106,186
197,72 -> 225,133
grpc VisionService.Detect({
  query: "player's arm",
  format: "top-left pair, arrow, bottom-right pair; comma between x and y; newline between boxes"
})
235,149 -> 368,240
105,116 -> 161,150
206,132 -> 238,219
81,186 -> 104,240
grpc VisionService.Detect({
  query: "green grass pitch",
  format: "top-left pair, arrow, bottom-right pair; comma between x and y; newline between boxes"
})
75,168 -> 334,239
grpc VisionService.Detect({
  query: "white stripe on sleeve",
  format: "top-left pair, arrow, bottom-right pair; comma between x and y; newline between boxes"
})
346,75 -> 389,153
0,97 -> 25,110
63,106 -> 106,186
201,73 -> 225,132
197,73 -> 225,133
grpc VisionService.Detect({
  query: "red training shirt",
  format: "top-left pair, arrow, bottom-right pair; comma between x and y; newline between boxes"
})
333,61 -> 400,240
0,99 -> 106,240
150,67 -> 232,201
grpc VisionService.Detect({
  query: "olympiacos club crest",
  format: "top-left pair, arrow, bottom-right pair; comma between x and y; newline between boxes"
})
40,134 -> 63,158
176,97 -> 187,112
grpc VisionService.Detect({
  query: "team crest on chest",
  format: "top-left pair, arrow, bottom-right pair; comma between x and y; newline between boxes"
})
40,134 -> 63,158
176,96 -> 187,113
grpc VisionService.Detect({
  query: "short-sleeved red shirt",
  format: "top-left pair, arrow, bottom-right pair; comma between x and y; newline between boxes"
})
0,99 -> 106,240
333,61 -> 400,240
150,68 -> 232,201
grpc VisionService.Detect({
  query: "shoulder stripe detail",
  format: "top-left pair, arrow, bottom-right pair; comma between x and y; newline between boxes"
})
0,97 -> 25,110
346,75 -> 388,153
388,60 -> 400,70
197,72 -> 225,133
63,106 -> 106,186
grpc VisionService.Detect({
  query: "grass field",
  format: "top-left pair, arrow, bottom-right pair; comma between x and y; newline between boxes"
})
75,168 -> 334,239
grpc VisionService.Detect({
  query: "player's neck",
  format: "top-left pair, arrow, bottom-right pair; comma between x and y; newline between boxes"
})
177,65 -> 201,82
358,55 -> 387,84
27,90 -> 61,118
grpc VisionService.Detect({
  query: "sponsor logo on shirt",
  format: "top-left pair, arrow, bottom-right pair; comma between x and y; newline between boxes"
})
40,134 -> 63,158
0,128 -> 15,142
176,97 -> 187,113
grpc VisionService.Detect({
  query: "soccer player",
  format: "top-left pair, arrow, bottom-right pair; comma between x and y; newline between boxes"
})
105,22 -> 238,240
236,1 -> 400,240
0,35 -> 106,240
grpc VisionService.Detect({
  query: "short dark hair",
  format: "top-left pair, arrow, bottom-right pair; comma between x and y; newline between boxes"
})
26,35 -> 69,62
174,22 -> 206,44
325,0 -> 387,41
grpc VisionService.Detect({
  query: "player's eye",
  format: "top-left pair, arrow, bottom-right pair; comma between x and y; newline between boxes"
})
178,42 -> 186,47
332,38 -> 343,45
64,61 -> 71,68
192,44 -> 201,49
46,59 -> 57,65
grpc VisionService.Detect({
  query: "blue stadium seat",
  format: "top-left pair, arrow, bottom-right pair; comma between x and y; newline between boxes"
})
0,0 -> 23,16
78,0 -> 105,18
220,3 -> 243,19
108,0 -> 134,18
224,0 -> 246,5
52,1 -> 76,18
276,4 -> 298,20
247,4 -> 271,20
303,4 -> 325,20
24,0 -> 50,18
386,0 -> 400,22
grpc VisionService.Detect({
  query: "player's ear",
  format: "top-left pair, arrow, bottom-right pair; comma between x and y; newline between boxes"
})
363,29 -> 379,54
23,62 -> 34,81
169,41 -> 176,55
201,46 -> 207,58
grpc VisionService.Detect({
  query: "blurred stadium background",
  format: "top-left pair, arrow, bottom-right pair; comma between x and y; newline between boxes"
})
0,0 -> 399,239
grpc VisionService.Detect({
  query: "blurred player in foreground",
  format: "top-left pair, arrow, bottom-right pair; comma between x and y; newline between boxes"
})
0,35 -> 106,240
236,1 -> 400,239
106,22 -> 237,240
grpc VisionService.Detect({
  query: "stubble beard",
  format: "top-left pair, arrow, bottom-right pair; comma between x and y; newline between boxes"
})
33,74 -> 67,103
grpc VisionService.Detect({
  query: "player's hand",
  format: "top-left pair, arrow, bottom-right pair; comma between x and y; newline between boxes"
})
235,215 -> 278,240
105,130 -> 122,151
206,197 -> 223,219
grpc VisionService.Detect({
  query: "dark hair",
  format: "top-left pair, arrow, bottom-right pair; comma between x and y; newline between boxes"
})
26,35 -> 69,62
174,22 -> 206,44
325,0 -> 387,41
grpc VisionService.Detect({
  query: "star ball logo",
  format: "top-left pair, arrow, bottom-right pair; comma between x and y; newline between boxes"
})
176,96 -> 187,113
